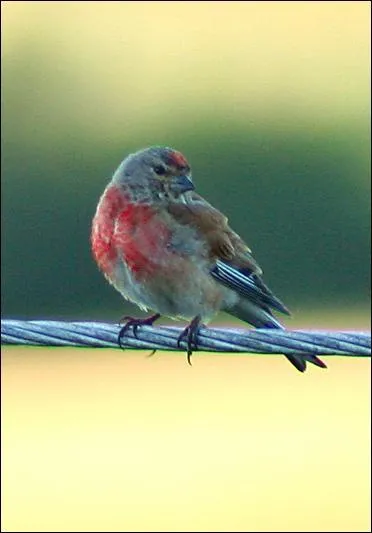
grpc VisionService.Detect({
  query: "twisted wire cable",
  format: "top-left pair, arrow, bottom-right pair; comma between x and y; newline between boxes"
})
1,319 -> 370,358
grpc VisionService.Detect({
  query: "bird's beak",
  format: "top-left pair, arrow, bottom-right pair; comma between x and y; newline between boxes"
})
170,175 -> 195,195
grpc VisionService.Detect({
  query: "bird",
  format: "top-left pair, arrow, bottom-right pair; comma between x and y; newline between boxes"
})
91,146 -> 326,372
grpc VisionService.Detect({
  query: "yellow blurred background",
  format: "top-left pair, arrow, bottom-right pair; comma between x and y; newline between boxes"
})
1,1 -> 370,531
2,344 -> 371,532
2,0 -> 369,130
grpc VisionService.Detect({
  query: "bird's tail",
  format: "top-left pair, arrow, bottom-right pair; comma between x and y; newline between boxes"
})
228,299 -> 327,372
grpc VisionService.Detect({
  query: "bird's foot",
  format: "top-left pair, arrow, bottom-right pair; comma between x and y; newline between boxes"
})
118,313 -> 161,348
177,315 -> 203,366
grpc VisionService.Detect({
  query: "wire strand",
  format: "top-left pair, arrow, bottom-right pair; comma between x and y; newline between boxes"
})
1,319 -> 370,357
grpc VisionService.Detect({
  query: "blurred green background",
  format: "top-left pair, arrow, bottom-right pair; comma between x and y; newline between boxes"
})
1,0 -> 370,323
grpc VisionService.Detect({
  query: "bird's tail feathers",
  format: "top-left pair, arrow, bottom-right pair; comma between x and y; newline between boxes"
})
228,299 -> 326,372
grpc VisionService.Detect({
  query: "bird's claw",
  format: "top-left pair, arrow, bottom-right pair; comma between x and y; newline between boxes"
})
118,313 -> 161,348
177,315 -> 202,365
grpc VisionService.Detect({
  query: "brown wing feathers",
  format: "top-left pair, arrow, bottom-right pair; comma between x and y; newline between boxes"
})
167,201 -> 262,274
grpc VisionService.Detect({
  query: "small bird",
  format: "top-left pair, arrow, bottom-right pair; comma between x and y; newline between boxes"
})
91,146 -> 326,372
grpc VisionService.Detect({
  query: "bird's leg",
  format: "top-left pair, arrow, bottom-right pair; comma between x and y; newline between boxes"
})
177,315 -> 203,366
118,313 -> 161,348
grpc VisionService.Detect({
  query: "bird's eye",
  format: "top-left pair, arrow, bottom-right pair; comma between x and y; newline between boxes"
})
153,165 -> 166,176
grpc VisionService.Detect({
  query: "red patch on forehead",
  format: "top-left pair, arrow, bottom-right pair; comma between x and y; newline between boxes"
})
169,150 -> 188,168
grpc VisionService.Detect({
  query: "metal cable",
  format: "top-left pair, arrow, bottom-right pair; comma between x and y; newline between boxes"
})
1,319 -> 370,358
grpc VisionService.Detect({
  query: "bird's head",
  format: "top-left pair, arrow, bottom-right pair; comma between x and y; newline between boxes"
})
112,146 -> 194,203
